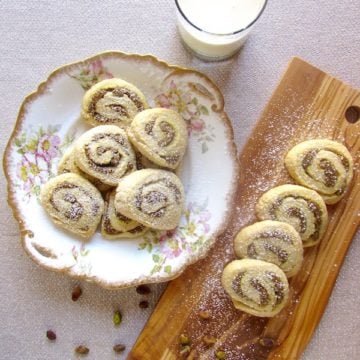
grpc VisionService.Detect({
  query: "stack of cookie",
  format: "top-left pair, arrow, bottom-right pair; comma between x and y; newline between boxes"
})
222,139 -> 354,317
40,78 -> 188,240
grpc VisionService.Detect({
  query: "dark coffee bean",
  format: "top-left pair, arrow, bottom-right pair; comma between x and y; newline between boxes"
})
71,285 -> 82,301
46,330 -> 56,341
136,285 -> 151,295
139,300 -> 149,309
113,344 -> 126,353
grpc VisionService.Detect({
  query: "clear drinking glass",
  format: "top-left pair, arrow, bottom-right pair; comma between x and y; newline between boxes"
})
175,0 -> 268,61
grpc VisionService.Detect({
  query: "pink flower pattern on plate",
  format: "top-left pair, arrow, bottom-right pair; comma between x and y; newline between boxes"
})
37,134 -> 61,162
138,200 -> 211,275
70,59 -> 113,90
14,125 -> 73,200
155,80 -> 215,153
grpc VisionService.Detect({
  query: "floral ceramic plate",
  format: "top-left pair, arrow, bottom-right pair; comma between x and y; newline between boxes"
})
4,51 -> 238,288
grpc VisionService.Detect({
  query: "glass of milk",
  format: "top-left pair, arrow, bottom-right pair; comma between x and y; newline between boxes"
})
175,0 -> 268,61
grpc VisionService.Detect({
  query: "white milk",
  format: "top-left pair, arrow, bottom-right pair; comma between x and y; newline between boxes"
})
176,0 -> 266,60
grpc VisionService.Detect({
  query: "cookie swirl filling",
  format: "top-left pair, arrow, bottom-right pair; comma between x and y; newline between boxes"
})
134,178 -> 181,218
256,185 -> 328,247
222,259 -> 289,317
84,133 -> 134,175
270,196 -> 323,241
285,139 -> 353,204
235,220 -> 304,278
41,173 -> 104,238
75,125 -> 136,186
81,78 -> 148,128
114,169 -> 185,230
128,108 -> 187,169
89,87 -> 145,124
50,183 -> 100,220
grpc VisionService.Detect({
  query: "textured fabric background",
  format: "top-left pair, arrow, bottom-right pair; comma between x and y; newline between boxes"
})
0,1 -> 359,359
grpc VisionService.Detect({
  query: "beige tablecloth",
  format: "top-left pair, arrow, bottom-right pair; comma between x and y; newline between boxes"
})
1,1 -> 359,359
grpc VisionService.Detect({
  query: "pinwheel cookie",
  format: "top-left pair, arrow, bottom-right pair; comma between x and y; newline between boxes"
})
222,259 -> 289,317
101,190 -> 148,240
81,78 -> 148,128
40,173 -> 104,238
115,169 -> 185,230
234,220 -> 303,277
128,108 -> 187,169
256,184 -> 328,247
285,139 -> 353,204
57,146 -> 111,192
102,221 -> 148,240
74,125 -> 136,186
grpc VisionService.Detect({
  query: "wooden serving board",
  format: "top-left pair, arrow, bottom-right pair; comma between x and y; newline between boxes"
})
128,57 -> 360,360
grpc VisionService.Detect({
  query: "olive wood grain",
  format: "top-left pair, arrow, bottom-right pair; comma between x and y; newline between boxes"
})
128,57 -> 360,360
